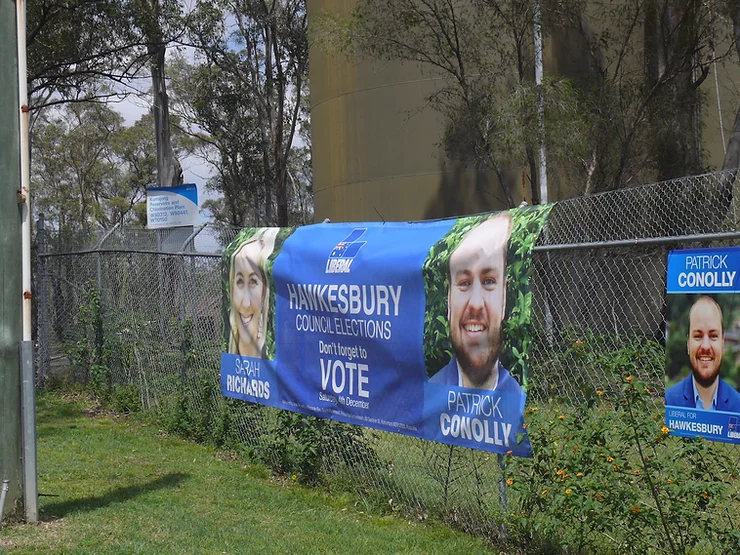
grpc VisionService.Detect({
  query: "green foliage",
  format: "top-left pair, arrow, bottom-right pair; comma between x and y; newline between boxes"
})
27,0 -> 141,104
110,384 -> 142,413
64,284 -> 111,397
159,392 -> 192,438
160,392 -> 195,439
502,379 -> 738,554
171,0 -> 311,227
31,104 -> 191,230
487,77 -> 589,180
530,331 -> 665,400
317,0 -> 736,200
177,317 -> 195,367
261,411 -> 380,486
422,205 -> 552,387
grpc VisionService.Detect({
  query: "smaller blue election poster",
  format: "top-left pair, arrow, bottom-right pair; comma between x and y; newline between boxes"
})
665,246 -> 740,444
220,206 -> 551,456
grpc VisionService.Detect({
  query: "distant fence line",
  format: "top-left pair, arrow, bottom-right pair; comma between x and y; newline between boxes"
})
36,170 -> 740,553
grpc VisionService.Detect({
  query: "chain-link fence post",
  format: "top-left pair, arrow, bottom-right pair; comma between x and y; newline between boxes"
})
36,213 -> 48,387
94,225 -> 118,393
178,225 -> 207,395
178,254 -> 188,396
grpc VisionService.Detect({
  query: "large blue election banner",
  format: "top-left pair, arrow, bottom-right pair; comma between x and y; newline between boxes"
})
220,207 -> 551,457
665,247 -> 740,444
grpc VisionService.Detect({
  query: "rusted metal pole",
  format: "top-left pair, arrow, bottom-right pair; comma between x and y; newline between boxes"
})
0,0 -> 24,522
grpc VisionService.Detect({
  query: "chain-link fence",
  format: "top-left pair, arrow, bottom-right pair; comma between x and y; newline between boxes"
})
36,170 -> 740,553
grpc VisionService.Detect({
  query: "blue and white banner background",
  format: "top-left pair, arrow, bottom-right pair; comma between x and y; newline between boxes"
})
221,208 -> 550,457
665,246 -> 740,444
146,183 -> 199,228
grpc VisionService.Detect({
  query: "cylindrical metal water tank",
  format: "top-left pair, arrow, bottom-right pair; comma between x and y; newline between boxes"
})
307,0 -> 522,223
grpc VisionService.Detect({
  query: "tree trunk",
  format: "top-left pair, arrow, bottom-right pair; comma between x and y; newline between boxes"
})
526,145 -> 539,205
722,7 -> 740,171
149,0 -> 181,189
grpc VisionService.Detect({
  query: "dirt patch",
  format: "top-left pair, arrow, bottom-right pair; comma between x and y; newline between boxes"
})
0,517 -> 65,549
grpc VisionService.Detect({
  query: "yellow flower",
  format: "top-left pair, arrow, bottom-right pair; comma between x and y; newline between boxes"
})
556,469 -> 564,476
606,456 -> 614,463
667,479 -> 673,484
541,489 -> 548,495
506,478 -> 514,486
565,489 -> 572,495
625,376 -> 633,383
613,464 -> 620,471
661,425 -> 670,435
631,505 -> 640,514
633,469 -> 640,475
558,415 -> 565,420
576,473 -> 583,478
596,390 -> 604,397
702,492 -> 709,499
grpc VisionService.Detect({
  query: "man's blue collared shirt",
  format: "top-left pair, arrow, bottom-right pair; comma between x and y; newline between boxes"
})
692,378 -> 718,410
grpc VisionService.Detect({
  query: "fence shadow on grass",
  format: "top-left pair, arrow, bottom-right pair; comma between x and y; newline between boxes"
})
40,472 -> 190,518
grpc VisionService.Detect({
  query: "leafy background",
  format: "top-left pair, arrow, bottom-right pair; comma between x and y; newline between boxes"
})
422,205 -> 553,388
221,227 -> 296,358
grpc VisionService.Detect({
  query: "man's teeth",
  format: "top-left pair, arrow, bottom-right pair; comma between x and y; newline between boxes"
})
464,324 -> 485,332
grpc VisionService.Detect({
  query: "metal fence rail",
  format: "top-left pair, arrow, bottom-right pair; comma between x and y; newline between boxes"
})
36,169 -> 740,553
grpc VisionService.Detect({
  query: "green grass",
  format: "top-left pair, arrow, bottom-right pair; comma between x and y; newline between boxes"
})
0,391 -> 497,554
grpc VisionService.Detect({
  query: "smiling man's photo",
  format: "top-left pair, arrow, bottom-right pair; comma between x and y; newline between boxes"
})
430,211 -> 523,394
665,295 -> 740,412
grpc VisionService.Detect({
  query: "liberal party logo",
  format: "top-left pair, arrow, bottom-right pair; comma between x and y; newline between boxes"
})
326,228 -> 367,274
728,417 -> 740,440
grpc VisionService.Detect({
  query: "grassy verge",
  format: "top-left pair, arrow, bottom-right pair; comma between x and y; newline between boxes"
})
0,391 -> 496,554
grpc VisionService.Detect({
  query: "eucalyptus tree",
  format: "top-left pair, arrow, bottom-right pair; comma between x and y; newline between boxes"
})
549,0 -> 739,190
27,0 -> 149,110
133,0 -> 186,187
31,103 -> 122,230
27,0 -> 186,192
175,0 -> 310,226
31,103 -> 190,230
